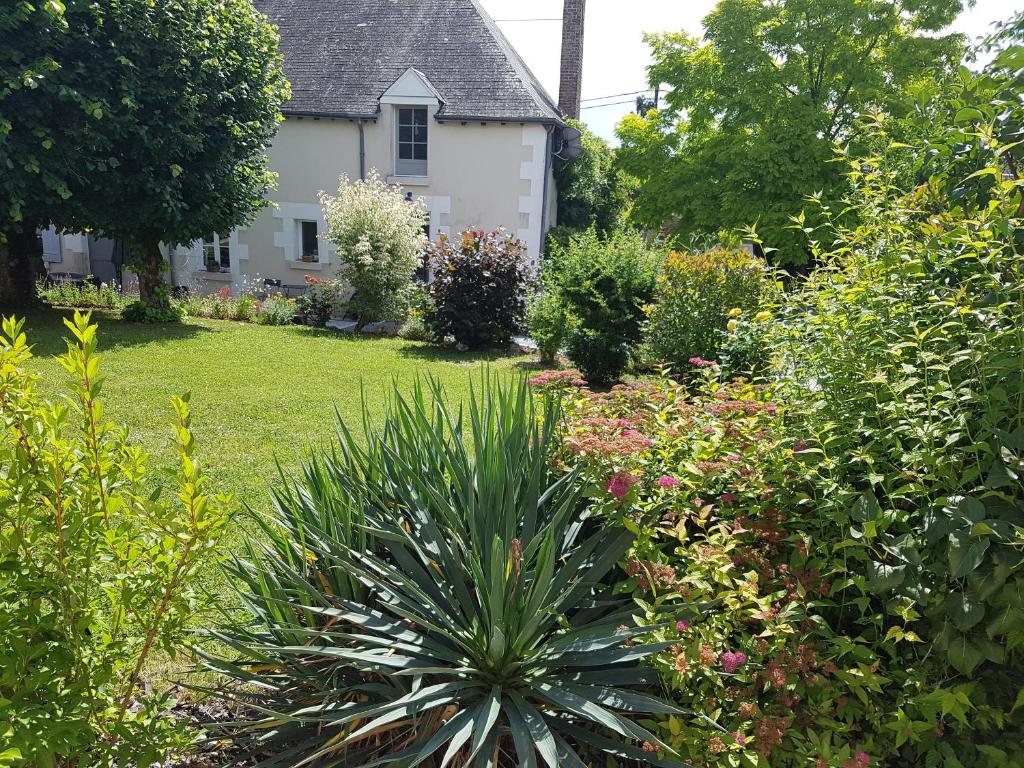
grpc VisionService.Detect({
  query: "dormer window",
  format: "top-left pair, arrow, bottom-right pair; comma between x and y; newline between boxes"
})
396,107 -> 428,176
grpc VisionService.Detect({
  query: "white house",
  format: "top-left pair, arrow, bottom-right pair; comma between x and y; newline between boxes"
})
46,0 -> 576,295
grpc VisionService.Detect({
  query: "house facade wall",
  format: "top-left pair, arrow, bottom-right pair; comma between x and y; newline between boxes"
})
40,228 -> 92,277
175,112 -> 555,295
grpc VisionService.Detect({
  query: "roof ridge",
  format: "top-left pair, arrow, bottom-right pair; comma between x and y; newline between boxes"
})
463,0 -> 563,122
254,0 -> 564,124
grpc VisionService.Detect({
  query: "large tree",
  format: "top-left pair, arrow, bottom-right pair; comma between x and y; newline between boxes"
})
554,120 -> 636,235
616,0 -> 967,264
0,0 -> 112,307
0,0 -> 288,311
68,0 -> 289,309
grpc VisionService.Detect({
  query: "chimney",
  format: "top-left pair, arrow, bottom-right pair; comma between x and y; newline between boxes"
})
558,0 -> 586,120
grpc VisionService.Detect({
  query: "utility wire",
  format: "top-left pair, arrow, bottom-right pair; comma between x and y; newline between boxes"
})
581,89 -> 651,102
493,17 -> 561,21
580,98 -> 642,109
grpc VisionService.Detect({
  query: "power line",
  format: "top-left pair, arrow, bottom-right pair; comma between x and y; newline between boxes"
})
581,89 -> 651,103
580,98 -> 641,109
493,17 -> 561,21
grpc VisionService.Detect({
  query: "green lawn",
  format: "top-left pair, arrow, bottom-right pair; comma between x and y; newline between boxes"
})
20,308 -> 532,519
14,308 -> 534,683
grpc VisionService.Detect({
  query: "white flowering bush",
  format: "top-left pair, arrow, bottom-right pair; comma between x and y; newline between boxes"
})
321,171 -> 428,324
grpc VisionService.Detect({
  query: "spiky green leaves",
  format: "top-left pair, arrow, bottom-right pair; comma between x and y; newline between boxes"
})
209,376 -> 686,767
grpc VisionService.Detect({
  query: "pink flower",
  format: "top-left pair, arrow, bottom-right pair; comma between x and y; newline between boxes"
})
720,492 -> 739,504
605,472 -> 639,500
658,475 -> 680,489
843,752 -> 872,768
622,429 -> 654,447
793,440 -> 809,453
726,454 -> 742,463
676,620 -> 690,632
733,732 -> 746,747
689,357 -> 716,368
720,651 -> 747,673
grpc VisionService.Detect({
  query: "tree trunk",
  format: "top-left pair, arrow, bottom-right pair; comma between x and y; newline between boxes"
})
135,238 -> 170,309
0,226 -> 45,310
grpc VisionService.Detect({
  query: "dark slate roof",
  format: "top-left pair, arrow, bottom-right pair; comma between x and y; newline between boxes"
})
253,0 -> 563,124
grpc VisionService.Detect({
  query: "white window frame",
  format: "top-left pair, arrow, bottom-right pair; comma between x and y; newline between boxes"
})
395,106 -> 429,177
39,225 -> 62,263
200,232 -> 232,272
188,231 -> 248,282
297,220 -> 320,262
273,202 -> 333,269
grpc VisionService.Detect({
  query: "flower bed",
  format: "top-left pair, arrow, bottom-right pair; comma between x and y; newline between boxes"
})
534,362 -> 1022,768
536,369 -> 871,766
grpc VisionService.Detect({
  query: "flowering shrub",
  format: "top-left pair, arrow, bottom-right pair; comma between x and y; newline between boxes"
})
212,286 -> 235,319
234,292 -> 258,322
544,371 -> 868,766
253,294 -> 298,326
321,170 -> 427,324
757,138 -> 1024,766
643,247 -> 773,371
38,277 -> 133,310
296,274 -> 347,326
426,229 -> 533,348
176,289 -> 298,326
540,359 -> 1024,768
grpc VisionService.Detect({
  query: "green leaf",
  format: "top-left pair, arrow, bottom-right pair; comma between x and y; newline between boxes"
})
948,532 -> 990,578
953,107 -> 984,124
1011,688 -> 1024,714
953,495 -> 986,523
851,491 -> 882,522
945,592 -> 985,631
508,694 -> 559,768
986,456 -> 1015,489
946,634 -> 986,675
867,560 -> 906,593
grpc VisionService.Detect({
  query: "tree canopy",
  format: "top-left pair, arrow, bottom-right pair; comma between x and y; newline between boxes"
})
918,11 -> 1024,211
554,120 -> 635,235
616,0 -> 968,264
67,0 -> 289,308
0,0 -> 289,309
0,0 -> 113,306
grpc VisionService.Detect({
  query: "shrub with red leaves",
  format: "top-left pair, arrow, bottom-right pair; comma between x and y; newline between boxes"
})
426,229 -> 533,349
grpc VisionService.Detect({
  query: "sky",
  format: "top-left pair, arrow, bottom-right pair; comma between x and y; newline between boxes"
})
479,0 -> 1024,143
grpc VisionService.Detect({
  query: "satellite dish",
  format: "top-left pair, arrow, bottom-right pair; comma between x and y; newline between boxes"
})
562,126 -> 582,143
555,126 -> 584,160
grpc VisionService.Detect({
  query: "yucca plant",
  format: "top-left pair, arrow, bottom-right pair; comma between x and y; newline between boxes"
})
205,376 -> 688,767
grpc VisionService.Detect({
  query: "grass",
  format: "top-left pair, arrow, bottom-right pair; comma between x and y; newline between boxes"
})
17,308 -> 538,684
21,309 -> 532,518
21,306 -> 539,610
